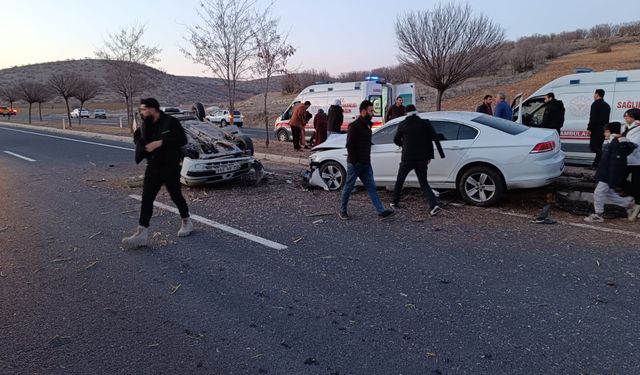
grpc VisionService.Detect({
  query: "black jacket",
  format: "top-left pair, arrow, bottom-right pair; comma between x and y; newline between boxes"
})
133,112 -> 188,167
595,138 -> 637,188
346,116 -> 373,164
327,105 -> 344,133
393,114 -> 445,161
587,99 -> 611,133
385,104 -> 406,122
476,103 -> 492,115
540,99 -> 565,130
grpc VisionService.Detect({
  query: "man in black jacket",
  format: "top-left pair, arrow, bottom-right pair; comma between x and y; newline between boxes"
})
539,92 -> 565,134
123,98 -> 193,248
475,95 -> 493,115
327,99 -> 344,134
390,105 -> 446,216
339,100 -> 395,220
385,96 -> 406,122
588,89 -> 611,168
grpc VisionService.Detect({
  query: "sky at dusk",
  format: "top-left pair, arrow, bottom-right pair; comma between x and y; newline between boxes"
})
2,0 -> 639,77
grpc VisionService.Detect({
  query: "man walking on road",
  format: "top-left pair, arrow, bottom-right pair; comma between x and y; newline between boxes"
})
390,105 -> 445,216
122,98 -> 193,248
290,101 -> 311,151
539,92 -> 565,135
588,89 -> 611,168
476,95 -> 493,115
385,96 -> 406,122
494,93 -> 513,120
340,100 -> 395,220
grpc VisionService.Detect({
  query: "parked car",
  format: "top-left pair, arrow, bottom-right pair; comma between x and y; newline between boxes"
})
70,108 -> 89,118
94,109 -> 107,119
0,106 -> 17,117
206,109 -> 243,127
306,112 -> 565,206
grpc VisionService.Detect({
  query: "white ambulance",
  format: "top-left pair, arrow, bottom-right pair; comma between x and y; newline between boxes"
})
512,69 -> 640,164
274,78 -> 416,142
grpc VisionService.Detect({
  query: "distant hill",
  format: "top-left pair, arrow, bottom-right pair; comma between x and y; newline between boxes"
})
0,59 -> 284,107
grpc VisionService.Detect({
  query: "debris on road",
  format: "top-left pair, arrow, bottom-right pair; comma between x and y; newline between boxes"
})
83,261 -> 100,270
88,231 -> 102,239
293,237 -> 303,243
51,257 -> 73,263
170,283 -> 182,294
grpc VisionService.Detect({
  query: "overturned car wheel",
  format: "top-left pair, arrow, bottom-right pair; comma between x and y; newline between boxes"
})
235,135 -> 254,156
319,161 -> 345,191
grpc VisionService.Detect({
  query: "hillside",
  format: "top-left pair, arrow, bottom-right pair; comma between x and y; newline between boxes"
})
439,43 -> 640,111
0,59 -> 283,107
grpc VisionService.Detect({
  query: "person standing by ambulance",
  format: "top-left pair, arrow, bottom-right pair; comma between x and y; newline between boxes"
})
588,89 -> 611,169
289,101 -> 310,151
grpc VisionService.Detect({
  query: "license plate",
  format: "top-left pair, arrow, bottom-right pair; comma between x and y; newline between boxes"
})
214,163 -> 240,173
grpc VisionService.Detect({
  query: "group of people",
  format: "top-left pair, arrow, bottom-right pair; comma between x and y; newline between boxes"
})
476,93 -> 514,121
289,99 -> 345,151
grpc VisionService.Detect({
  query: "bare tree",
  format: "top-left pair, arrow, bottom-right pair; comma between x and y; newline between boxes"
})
96,25 -> 161,131
48,72 -> 79,128
590,24 -> 613,53
36,87 -> 54,122
254,16 -> 295,147
183,0 -> 265,125
395,3 -> 505,110
73,79 -> 100,125
16,81 -> 49,124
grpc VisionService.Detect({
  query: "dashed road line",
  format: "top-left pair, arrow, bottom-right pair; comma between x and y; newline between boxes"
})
3,150 -> 36,162
128,194 -> 288,250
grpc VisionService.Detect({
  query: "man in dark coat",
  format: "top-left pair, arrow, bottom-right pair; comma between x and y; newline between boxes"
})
327,99 -> 344,134
339,100 -> 395,220
385,96 -> 406,122
312,108 -> 328,145
539,92 -> 565,134
476,95 -> 493,115
390,105 -> 446,216
588,89 -> 611,168
123,98 -> 192,248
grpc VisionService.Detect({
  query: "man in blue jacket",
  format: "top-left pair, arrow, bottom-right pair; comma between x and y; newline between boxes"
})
494,92 -> 513,121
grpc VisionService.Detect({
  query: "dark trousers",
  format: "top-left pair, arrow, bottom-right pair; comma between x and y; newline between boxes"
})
291,126 -> 302,150
623,165 -> 640,205
590,134 -> 604,167
139,165 -> 189,227
392,160 -> 438,208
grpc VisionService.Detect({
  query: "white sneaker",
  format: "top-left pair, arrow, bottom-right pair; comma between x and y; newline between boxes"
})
628,204 -> 640,221
584,214 -> 604,223
122,225 -> 149,248
178,218 -> 194,237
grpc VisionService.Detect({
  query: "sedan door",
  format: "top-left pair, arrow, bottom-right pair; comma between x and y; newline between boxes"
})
428,120 -> 478,183
370,124 -> 402,185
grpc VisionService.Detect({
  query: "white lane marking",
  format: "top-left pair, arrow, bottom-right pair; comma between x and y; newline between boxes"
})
483,207 -> 640,239
128,194 -> 288,250
3,150 -> 36,162
0,126 -> 134,151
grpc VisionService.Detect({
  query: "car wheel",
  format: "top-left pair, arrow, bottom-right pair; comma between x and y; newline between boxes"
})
220,119 -> 227,127
319,161 -> 346,191
235,135 -> 254,156
458,166 -> 505,207
277,129 -> 289,142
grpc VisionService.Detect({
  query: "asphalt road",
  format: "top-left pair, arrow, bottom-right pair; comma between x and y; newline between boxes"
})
1,124 -> 639,374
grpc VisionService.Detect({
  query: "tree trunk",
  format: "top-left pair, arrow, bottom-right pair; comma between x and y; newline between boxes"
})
263,76 -> 270,148
28,103 -> 32,124
79,101 -> 85,125
38,102 -> 42,121
228,84 -> 234,126
64,98 -> 72,129
125,95 -> 132,133
435,89 -> 444,111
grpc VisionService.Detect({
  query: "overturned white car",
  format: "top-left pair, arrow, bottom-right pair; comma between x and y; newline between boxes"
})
170,106 -> 263,186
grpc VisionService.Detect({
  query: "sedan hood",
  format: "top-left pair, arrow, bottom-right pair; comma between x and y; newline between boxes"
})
312,133 -> 347,150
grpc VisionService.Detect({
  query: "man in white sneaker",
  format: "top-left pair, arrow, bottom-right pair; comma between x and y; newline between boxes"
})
123,98 -> 193,248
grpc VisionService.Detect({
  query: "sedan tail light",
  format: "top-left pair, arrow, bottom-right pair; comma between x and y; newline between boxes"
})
530,141 -> 555,153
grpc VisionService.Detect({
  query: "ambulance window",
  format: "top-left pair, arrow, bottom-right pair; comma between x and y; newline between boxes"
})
519,97 -> 546,126
369,95 -> 383,117
617,77 -> 628,82
282,104 -> 297,120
